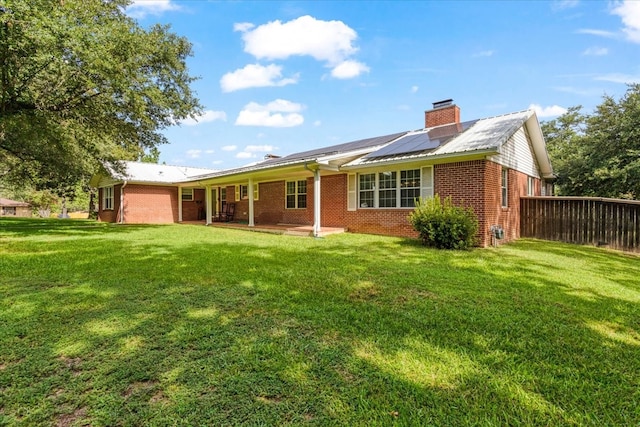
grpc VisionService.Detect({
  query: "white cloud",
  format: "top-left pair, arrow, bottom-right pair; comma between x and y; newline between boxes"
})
221,145 -> 237,151
410,86 -> 419,93
582,46 -> 608,56
186,149 -> 201,159
576,29 -> 618,38
234,22 -> 255,32
205,150 -> 215,154
220,64 -> 299,92
236,100 -> 305,128
236,15 -> 368,79
180,110 -> 227,126
244,145 -> 275,152
313,120 -> 322,127
611,0 -> 640,43
331,60 -> 370,79
472,50 -> 495,58
595,73 -> 640,83
529,104 -> 568,118
126,0 -> 181,18
553,86 -> 594,96
236,152 -> 255,159
552,0 -> 579,11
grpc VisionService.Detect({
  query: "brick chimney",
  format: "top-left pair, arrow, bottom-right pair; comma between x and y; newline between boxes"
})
425,99 -> 460,128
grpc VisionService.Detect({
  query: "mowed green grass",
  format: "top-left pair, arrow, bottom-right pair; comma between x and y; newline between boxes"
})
0,218 -> 639,426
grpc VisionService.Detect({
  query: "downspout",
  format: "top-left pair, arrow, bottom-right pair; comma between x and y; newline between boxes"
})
119,180 -> 127,224
304,162 -> 321,238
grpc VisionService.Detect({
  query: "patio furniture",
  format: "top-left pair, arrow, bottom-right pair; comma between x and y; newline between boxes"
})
218,202 -> 235,222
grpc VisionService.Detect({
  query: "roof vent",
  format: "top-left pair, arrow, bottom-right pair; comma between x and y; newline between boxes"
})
432,99 -> 453,109
264,154 -> 281,160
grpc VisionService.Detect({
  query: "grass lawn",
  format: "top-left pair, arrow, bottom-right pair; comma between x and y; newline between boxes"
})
1,218 -> 639,426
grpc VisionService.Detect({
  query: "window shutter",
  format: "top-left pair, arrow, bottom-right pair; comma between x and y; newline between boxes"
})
253,183 -> 259,201
235,185 -> 240,201
421,166 -> 434,199
347,173 -> 357,211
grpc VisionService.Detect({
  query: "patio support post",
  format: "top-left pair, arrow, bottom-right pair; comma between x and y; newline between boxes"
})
248,178 -> 255,227
178,187 -> 183,222
313,169 -> 321,237
205,184 -> 212,225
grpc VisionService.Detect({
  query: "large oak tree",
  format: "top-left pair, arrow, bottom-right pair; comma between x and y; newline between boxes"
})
0,0 -> 201,192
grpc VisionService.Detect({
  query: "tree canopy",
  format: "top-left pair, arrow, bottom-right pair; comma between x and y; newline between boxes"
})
0,0 -> 201,192
543,84 -> 640,199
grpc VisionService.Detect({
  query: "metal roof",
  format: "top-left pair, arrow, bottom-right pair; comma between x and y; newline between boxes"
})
347,110 -> 534,167
189,131 -> 407,180
364,120 -> 479,160
111,161 -> 218,184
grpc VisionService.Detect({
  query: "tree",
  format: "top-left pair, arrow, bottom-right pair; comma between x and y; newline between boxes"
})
0,0 -> 201,190
543,85 -> 640,199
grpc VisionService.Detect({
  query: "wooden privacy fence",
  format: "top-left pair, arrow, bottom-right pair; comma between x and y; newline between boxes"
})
520,197 -> 640,253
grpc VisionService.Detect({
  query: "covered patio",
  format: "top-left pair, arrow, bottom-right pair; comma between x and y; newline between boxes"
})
181,220 -> 346,237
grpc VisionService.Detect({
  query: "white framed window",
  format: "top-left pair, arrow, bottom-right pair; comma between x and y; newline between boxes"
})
286,180 -> 307,209
527,176 -> 535,196
221,187 -> 226,202
501,168 -> 508,208
103,186 -> 114,210
182,188 -> 194,201
235,184 -> 259,201
358,168 -> 424,208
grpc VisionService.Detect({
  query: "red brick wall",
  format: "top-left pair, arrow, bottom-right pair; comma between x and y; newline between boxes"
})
482,165 -> 538,245
122,184 -> 178,223
425,105 -> 460,127
181,188 -> 205,221
97,184 -> 121,223
433,160 -> 535,246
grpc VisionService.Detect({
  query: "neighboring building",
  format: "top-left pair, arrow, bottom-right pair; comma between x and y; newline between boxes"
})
0,198 -> 31,217
92,100 -> 554,246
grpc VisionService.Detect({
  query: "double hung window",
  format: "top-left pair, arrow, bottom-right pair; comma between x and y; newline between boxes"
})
286,180 -> 307,209
103,186 -> 114,210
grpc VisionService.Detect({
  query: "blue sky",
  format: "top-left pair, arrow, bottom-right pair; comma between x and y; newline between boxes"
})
126,0 -> 640,170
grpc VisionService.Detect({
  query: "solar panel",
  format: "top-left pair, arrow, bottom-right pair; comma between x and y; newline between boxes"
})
365,119 -> 479,159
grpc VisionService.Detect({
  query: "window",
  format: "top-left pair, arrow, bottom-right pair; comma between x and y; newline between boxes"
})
103,186 -> 114,210
358,169 -> 421,208
2,207 -> 16,216
378,172 -> 397,207
501,168 -> 508,208
359,173 -> 375,208
286,180 -> 307,209
401,169 -> 421,207
221,187 -> 226,202
235,183 -> 259,201
527,176 -> 535,196
181,188 -> 194,201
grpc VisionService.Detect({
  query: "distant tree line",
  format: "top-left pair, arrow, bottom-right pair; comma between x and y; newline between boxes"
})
543,84 -> 640,200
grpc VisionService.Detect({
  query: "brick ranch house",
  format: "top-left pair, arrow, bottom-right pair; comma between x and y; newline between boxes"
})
91,100 -> 554,247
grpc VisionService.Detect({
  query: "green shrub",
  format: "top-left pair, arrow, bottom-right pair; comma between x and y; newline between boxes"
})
408,195 -> 479,249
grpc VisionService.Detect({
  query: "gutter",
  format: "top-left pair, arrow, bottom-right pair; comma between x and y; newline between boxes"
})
119,180 -> 127,223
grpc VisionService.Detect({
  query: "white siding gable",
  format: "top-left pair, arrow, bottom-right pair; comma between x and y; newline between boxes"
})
490,126 -> 540,178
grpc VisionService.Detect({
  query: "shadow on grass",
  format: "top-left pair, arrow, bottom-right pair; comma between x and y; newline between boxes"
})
1,221 -> 639,425
0,217 -> 166,238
